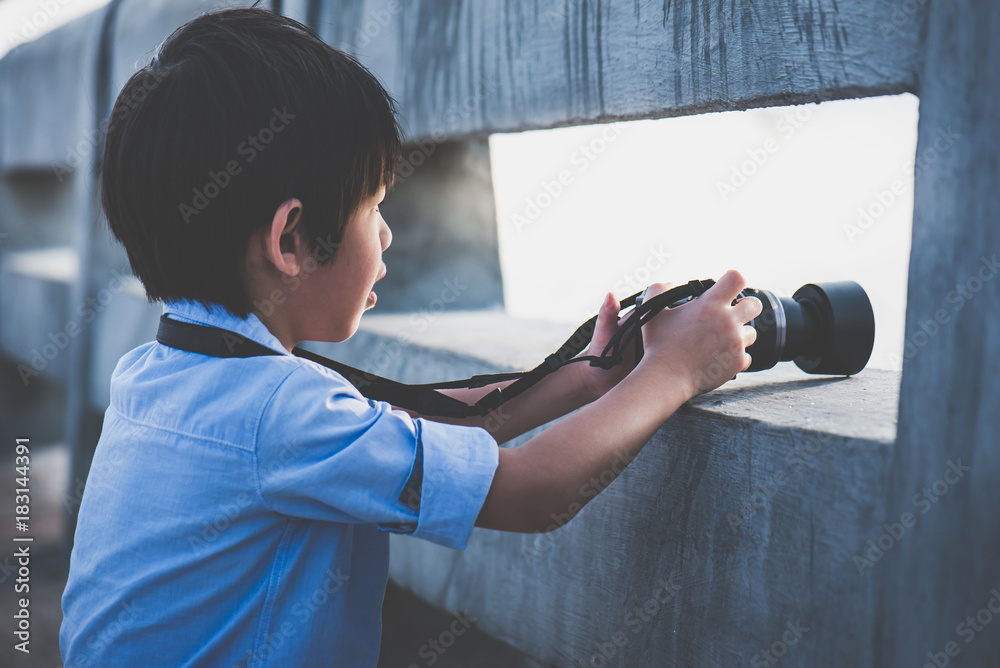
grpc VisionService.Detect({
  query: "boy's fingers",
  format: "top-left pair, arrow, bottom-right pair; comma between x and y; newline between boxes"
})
600,291 -> 619,315
594,292 -> 619,336
733,295 -> 763,324
741,324 -> 758,348
641,281 -> 674,303
704,269 -> 747,305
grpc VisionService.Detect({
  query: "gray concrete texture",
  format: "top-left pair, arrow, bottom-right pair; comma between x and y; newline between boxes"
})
309,0 -> 924,142
880,0 -> 1000,665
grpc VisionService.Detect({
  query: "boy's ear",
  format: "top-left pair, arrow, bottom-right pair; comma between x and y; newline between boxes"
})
263,198 -> 305,277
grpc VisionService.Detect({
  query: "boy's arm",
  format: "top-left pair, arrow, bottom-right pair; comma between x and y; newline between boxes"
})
396,292 -> 640,444
474,270 -> 762,533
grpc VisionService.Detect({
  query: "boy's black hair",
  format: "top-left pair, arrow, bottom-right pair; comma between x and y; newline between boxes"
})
102,6 -> 402,318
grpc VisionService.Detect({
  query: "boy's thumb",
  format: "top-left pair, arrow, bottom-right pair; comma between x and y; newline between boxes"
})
602,291 -> 618,313
592,292 -> 619,344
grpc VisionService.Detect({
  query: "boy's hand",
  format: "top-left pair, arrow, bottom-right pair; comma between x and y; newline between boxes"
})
639,270 -> 762,399
574,285 -> 672,401
478,271 -> 763,533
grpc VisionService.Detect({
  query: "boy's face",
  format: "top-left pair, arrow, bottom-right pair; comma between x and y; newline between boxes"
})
314,185 -> 391,341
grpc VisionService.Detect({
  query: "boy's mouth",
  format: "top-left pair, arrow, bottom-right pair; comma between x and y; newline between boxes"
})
366,266 -> 387,310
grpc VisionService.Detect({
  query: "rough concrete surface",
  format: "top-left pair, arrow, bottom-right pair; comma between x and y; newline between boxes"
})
311,0 -> 924,141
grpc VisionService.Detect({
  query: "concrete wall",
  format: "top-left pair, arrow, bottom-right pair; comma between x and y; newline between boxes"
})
878,1 -> 1000,665
304,0 -> 923,140
4,0 -> 998,666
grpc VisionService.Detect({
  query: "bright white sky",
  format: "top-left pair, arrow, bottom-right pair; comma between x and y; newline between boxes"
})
1,0 -> 916,370
0,0 -> 110,59
490,94 -> 918,371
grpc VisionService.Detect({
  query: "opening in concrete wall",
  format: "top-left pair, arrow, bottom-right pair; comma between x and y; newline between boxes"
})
489,93 -> 919,372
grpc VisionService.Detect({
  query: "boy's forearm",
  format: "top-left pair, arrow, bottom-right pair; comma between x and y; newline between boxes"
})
405,363 -> 597,444
476,362 -> 693,532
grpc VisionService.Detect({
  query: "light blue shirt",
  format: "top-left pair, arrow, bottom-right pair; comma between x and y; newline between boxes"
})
60,299 -> 499,667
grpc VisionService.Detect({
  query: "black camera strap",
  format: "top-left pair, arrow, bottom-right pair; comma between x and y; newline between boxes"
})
155,279 -> 716,418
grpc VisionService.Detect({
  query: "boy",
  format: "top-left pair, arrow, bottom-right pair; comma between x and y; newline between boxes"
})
60,7 -> 760,667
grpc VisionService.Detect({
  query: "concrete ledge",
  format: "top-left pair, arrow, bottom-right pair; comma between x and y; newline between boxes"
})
306,311 -> 899,666
308,0 -> 924,142
0,246 -> 159,405
0,7 -> 106,171
0,247 -> 79,383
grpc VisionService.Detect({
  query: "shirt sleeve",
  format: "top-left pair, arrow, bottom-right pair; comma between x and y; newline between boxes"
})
255,363 -> 499,549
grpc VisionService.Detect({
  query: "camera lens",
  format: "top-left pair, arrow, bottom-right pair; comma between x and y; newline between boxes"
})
741,281 -> 875,375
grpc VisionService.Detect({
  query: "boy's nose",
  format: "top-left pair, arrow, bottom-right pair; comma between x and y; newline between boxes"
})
380,218 -> 392,251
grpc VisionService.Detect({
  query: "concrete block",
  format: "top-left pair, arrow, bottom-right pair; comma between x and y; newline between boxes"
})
309,0 -> 926,142
0,7 -> 106,172
0,171 -> 84,251
880,1 -> 1000,664
378,138 -> 503,312
0,247 -> 78,385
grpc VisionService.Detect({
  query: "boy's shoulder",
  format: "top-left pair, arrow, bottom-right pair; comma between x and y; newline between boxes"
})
107,302 -> 373,451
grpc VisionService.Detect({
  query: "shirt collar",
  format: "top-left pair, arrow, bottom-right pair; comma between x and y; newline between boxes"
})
161,299 -> 293,357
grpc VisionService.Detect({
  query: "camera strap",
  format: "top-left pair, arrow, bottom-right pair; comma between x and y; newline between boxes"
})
155,279 -> 716,418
